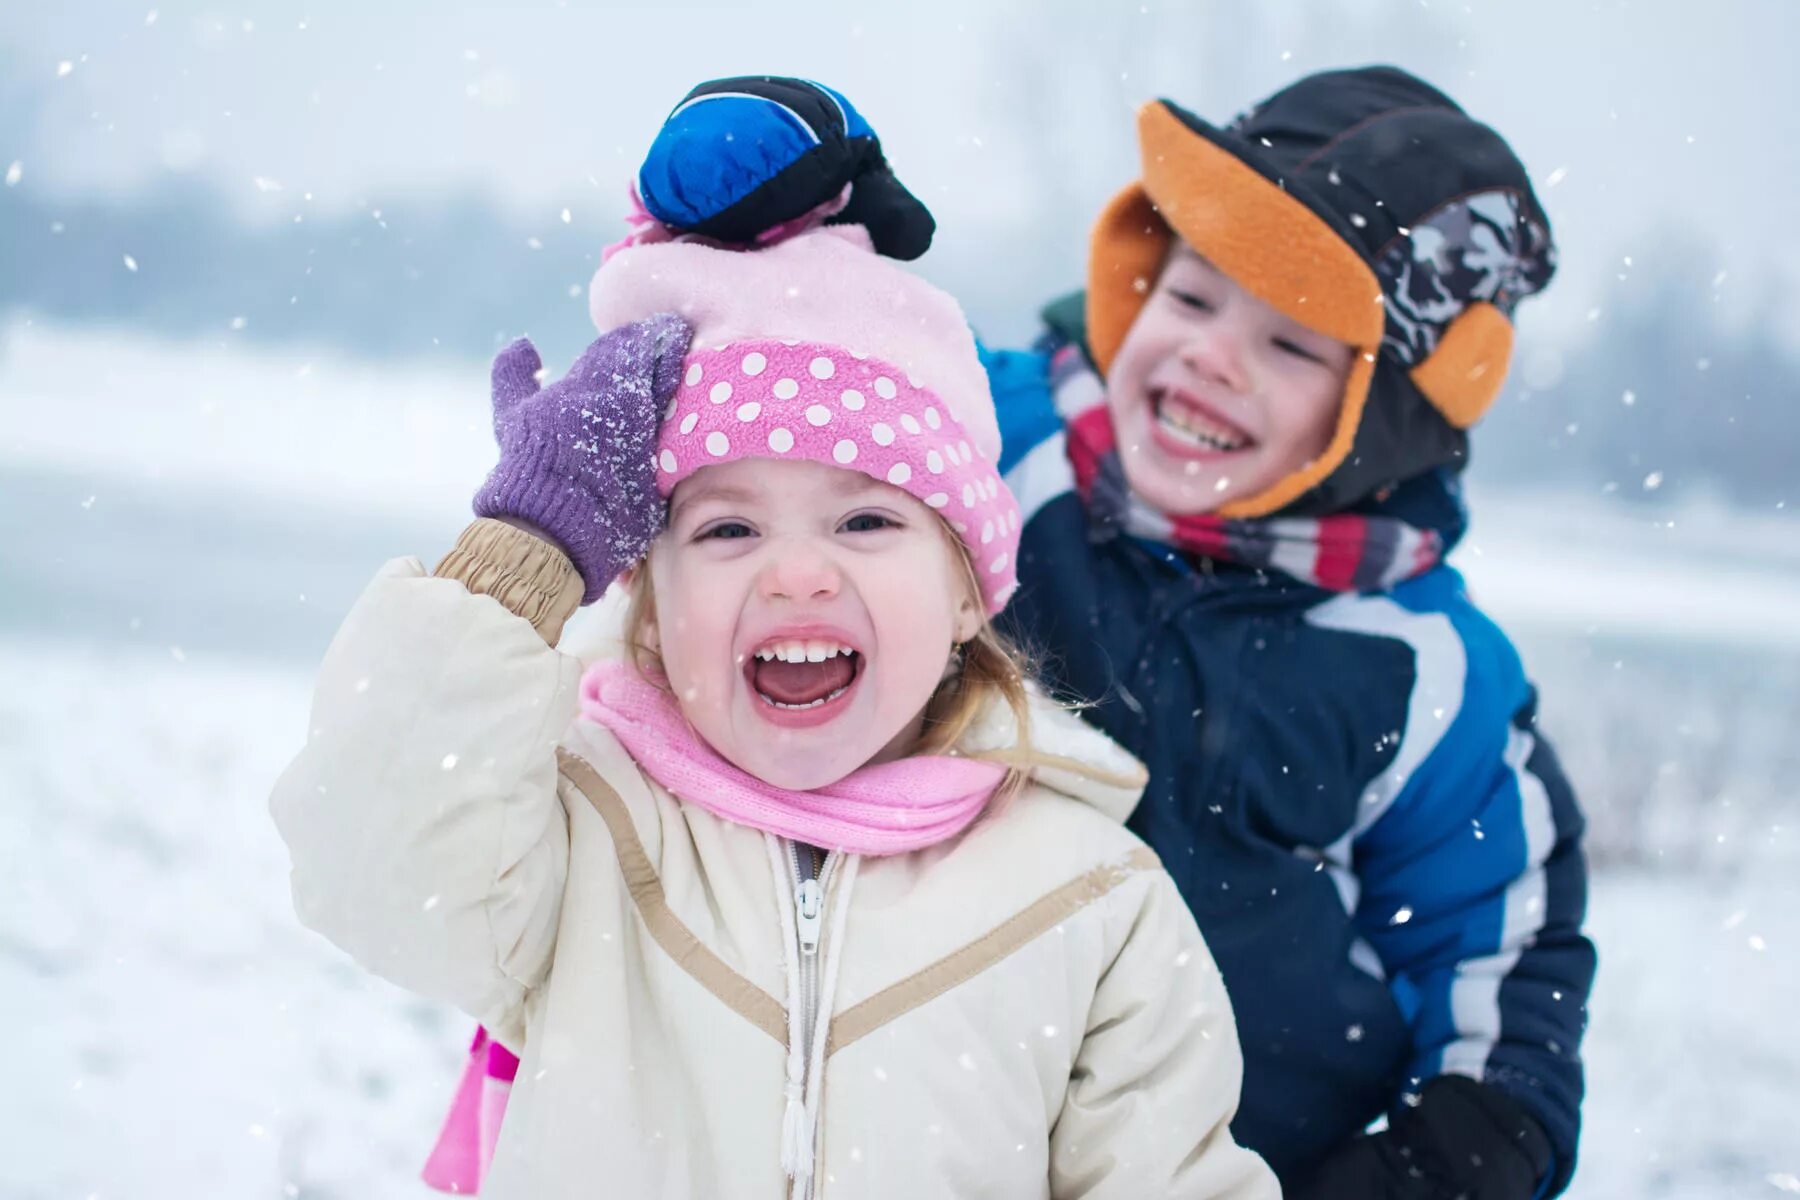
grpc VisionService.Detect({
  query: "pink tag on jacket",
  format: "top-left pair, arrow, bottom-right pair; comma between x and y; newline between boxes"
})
421,1028 -> 516,1193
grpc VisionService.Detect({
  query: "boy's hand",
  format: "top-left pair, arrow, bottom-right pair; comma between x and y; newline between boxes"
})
473,314 -> 692,602
1289,1076 -> 1552,1200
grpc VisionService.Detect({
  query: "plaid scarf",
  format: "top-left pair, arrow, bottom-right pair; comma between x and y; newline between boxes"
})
1050,343 -> 1442,591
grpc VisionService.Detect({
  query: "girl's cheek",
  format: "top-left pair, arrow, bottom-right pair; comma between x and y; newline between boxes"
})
664,639 -> 727,710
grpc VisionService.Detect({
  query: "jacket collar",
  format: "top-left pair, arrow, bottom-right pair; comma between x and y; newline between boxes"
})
957,687 -> 1148,825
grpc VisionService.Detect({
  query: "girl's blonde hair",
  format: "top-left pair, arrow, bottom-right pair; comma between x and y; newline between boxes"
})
618,522 -> 1132,806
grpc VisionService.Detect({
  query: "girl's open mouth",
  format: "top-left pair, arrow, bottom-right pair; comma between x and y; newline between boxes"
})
745,639 -> 865,726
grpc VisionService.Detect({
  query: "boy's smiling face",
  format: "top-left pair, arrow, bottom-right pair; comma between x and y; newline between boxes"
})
1105,242 -> 1357,515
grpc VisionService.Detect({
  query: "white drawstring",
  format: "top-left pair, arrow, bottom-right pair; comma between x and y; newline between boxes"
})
780,1077 -> 812,1182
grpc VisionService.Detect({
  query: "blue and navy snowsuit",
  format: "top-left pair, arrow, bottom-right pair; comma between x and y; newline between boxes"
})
985,342 -> 1597,1194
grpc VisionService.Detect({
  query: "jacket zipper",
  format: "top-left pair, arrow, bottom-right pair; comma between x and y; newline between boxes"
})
787,842 -> 836,1062
784,840 -> 838,1197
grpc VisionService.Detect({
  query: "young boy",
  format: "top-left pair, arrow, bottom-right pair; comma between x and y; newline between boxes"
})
986,66 -> 1597,1198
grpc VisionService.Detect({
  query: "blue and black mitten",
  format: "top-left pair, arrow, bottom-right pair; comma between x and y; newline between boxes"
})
637,75 -> 934,260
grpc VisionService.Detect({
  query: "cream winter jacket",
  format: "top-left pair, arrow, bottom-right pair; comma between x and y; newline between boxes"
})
270,521 -> 1279,1200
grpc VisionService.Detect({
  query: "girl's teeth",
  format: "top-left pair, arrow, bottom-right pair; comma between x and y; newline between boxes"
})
752,641 -> 855,663
762,684 -> 851,710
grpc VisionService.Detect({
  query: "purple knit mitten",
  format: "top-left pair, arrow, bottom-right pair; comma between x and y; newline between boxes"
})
474,314 -> 692,602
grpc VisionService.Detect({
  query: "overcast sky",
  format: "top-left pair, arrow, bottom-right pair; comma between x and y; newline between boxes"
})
6,0 -> 1799,346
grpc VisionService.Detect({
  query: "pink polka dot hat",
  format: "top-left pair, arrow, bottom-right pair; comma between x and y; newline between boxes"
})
589,224 -> 1020,613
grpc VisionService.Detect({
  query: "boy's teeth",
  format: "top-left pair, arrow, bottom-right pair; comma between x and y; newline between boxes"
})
753,640 -> 855,663
1157,397 -> 1248,451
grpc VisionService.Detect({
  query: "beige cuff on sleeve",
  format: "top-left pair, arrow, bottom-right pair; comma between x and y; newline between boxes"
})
433,518 -> 585,644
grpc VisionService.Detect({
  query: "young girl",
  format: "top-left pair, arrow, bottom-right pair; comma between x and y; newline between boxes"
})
269,214 -> 1278,1196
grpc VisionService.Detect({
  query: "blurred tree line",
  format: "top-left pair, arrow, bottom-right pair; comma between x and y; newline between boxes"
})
1483,237 -> 1796,510
8,178 -> 1795,510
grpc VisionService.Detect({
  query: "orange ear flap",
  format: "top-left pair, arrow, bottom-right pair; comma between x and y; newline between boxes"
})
1409,301 -> 1515,429
1087,183 -> 1174,376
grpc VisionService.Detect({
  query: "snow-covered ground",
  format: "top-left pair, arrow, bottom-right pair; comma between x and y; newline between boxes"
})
1,639 -> 457,1200
4,321 -> 1798,1196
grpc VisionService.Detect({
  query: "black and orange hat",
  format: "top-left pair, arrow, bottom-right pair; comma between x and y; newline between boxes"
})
1088,66 -> 1557,518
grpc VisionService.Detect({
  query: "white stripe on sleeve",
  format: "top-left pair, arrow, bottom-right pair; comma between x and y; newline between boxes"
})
1440,724 -> 1556,1080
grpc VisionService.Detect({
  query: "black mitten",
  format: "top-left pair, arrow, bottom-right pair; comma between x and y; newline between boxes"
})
1289,1076 -> 1553,1200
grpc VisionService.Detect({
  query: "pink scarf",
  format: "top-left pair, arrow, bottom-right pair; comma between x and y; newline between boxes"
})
577,659 -> 1004,855
422,660 -> 1004,1193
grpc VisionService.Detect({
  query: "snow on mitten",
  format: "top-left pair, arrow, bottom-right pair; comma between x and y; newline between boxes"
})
473,313 -> 692,602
